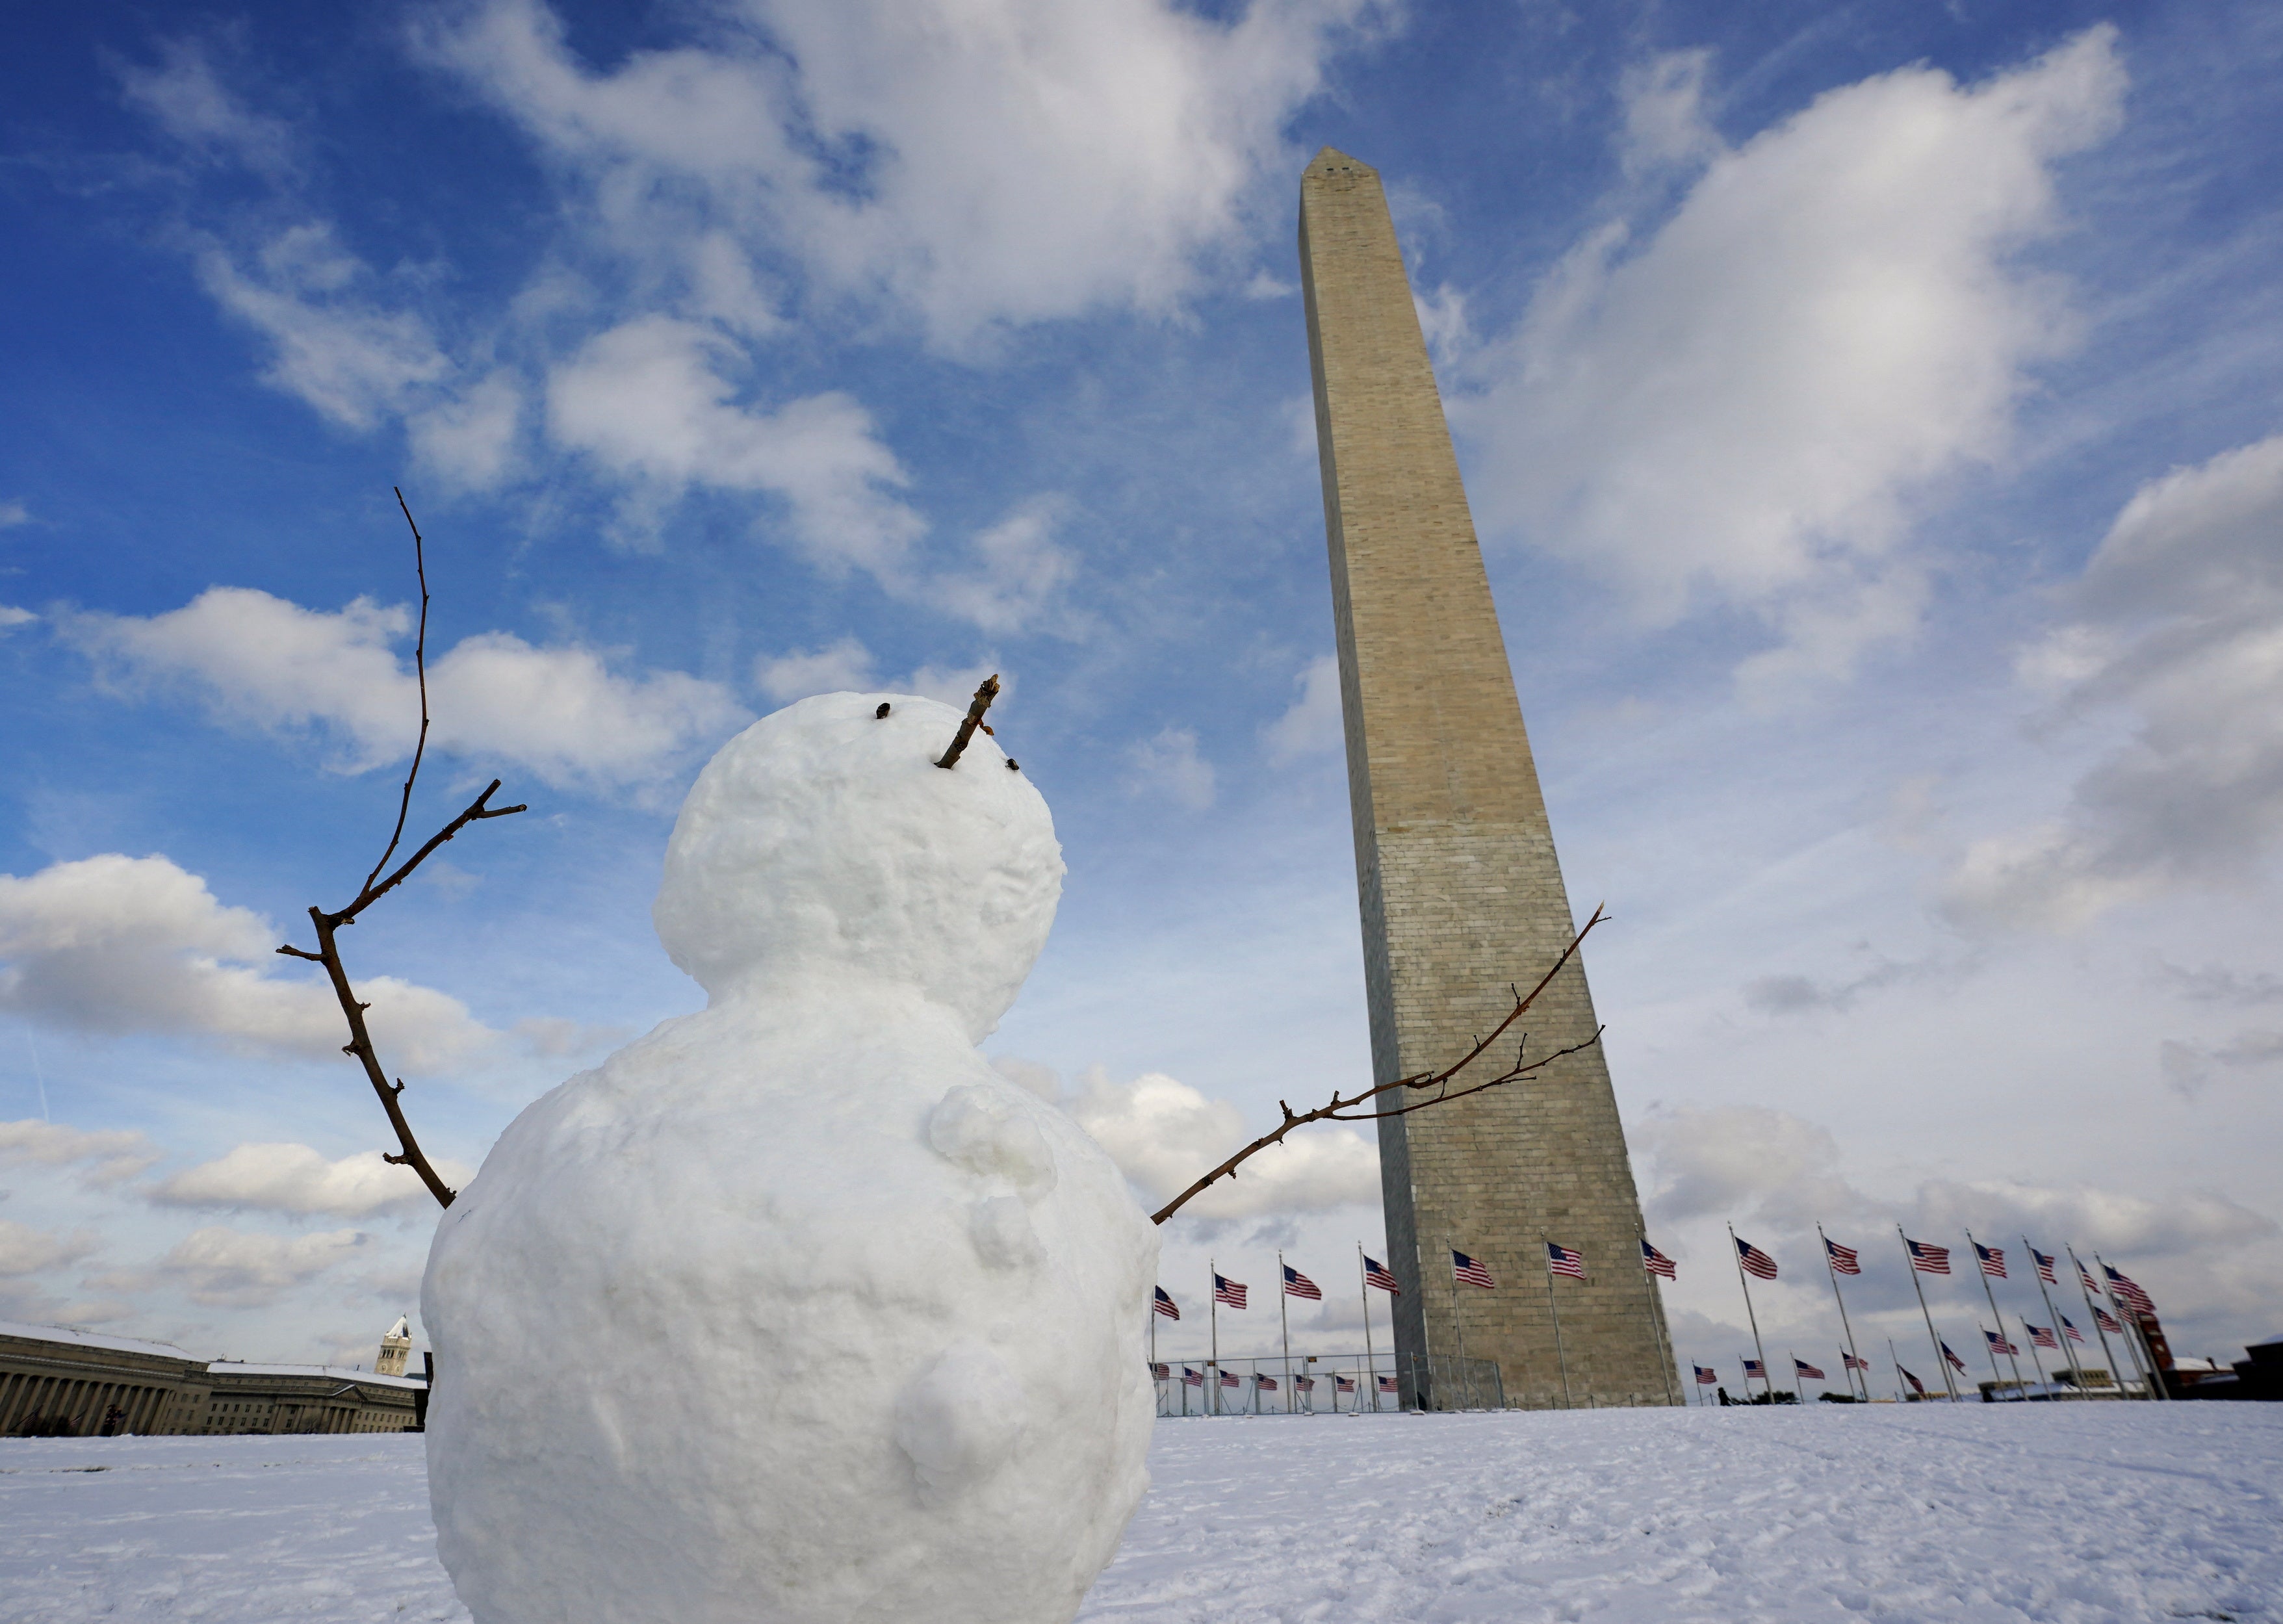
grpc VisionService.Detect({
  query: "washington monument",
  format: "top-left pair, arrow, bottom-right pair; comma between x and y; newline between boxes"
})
1298,148 -> 1673,1407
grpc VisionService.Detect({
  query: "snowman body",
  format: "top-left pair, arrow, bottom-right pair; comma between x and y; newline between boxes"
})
422,693 -> 1157,1624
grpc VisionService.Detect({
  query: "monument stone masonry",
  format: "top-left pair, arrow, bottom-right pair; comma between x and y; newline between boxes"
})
1297,147 -> 1675,1407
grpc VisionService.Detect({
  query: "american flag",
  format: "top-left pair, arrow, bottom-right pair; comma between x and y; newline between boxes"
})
2030,1246 -> 2059,1285
1843,1352 -> 1870,1371
1378,1374 -> 1399,1393
1694,1364 -> 1718,1385
1219,1369 -> 1241,1388
1984,1329 -> 2020,1356
1905,1237 -> 1951,1275
1283,1264 -> 1322,1300
2026,1323 -> 2059,1350
1974,1241 -> 2007,1280
1642,1239 -> 1678,1279
1742,1358 -> 1767,1379
2094,1306 -> 2124,1335
1824,1236 -> 1862,1275
1899,1365 -> 1926,1395
1153,1286 -> 1180,1320
2080,1263 -> 2100,1294
1735,1236 -> 1778,1280
1363,1254 -> 1402,1295
1295,1376 -> 1315,1391
1214,1273 -> 1248,1310
1335,1375 -> 1356,1393
2104,1265 -> 2156,1317
1941,1341 -> 1967,1372
2060,1315 -> 2086,1344
1183,1367 -> 1204,1387
1795,1357 -> 1826,1380
1151,1361 -> 1170,1380
1452,1250 -> 1496,1289
1547,1242 -> 1587,1280
1254,1373 -> 1277,1391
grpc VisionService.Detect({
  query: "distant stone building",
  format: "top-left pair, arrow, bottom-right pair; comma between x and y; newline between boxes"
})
376,1314 -> 412,1377
1,1317 -> 425,1436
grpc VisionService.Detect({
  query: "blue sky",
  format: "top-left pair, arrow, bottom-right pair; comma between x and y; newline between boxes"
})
3,0 -> 2280,1384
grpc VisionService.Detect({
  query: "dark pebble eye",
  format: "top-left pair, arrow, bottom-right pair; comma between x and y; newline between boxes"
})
875,702 -> 891,719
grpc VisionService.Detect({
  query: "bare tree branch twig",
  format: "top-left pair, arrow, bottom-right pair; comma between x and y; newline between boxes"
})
274,491 -> 526,1209
1149,906 -> 1608,1226
935,675 -> 1001,768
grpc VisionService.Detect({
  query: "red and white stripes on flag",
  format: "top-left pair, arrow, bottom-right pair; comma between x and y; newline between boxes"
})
1335,1375 -> 1356,1393
1824,1236 -> 1862,1275
1899,1365 -> 1926,1395
2027,1323 -> 2060,1350
1694,1364 -> 1718,1385
2095,1306 -> 2124,1335
1214,1274 -> 1247,1310
1282,1264 -> 1322,1300
2030,1246 -> 2060,1285
1942,1341 -> 1968,1373
1842,1352 -> 1871,1371
2061,1315 -> 2087,1344
1735,1236 -> 1778,1280
1153,1286 -> 1180,1320
1378,1375 -> 1399,1393
1219,1369 -> 1241,1388
2105,1266 -> 2156,1317
1452,1250 -> 1496,1289
1183,1367 -> 1204,1387
1985,1329 -> 2020,1357
1254,1373 -> 1278,1391
1974,1241 -> 2007,1280
1642,1239 -> 1678,1279
1546,1243 -> 1586,1280
1794,1357 -> 1826,1380
1151,1362 -> 1170,1380
1362,1255 -> 1401,1294
1905,1238 -> 1952,1275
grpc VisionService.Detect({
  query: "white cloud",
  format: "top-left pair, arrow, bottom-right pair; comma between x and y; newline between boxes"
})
0,853 -> 494,1072
0,606 -> 34,634
1634,1105 -> 1853,1226
115,36 -> 296,176
1066,1066 -> 1378,1222
158,1225 -> 370,1308
0,1220 -> 101,1278
151,1142 -> 475,1219
1945,433 -> 2283,928
0,500 -> 31,528
1263,654 -> 1343,763
406,368 -> 524,489
755,636 -> 875,703
1461,28 -> 2127,690
1618,49 -> 1721,175
1125,725 -> 1217,811
0,1119 -> 162,1187
194,226 -> 450,432
63,585 -> 745,792
422,0 -> 1382,348
547,315 -> 924,575
929,496 -> 1078,636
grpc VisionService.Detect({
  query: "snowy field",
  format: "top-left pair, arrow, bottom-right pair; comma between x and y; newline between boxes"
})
4,1404 -> 2278,1623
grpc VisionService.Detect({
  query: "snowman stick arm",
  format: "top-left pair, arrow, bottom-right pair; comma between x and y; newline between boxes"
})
359,487 -> 435,898
298,905 -> 461,1209
935,674 -> 1002,769
336,780 -> 527,926
1147,907 -> 1606,1226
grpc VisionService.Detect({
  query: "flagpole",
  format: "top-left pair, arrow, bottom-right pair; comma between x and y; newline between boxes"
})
2095,1251 -> 2169,1401
1897,1225 -> 1957,1400
1726,1223 -> 1771,1401
1209,1258 -> 1220,1417
1149,1289 -> 1159,1416
1638,1224 -> 1679,1407
1540,1234 -> 1574,1410
1976,1320 -> 2006,1393
1965,1230 -> 2025,1394
1278,1250 -> 1293,1415
2089,1249 -> 2156,1399
2028,1237 -> 2089,1397
1445,1236 -> 1473,1410
2020,1315 -> 2050,1393
2066,1244 -> 2126,1399
1887,1336 -> 1905,1403
1816,1223 -> 1868,1400
1357,1245 -> 1378,1413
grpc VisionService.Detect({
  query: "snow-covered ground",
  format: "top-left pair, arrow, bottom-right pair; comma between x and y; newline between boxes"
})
4,1404 -> 2278,1623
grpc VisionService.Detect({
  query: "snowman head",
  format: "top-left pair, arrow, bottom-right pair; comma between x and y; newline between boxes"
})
653,691 -> 1064,1040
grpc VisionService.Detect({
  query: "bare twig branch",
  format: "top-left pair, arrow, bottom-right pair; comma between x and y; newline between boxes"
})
272,492 -> 528,1211
1149,906 -> 1608,1226
935,674 -> 1001,768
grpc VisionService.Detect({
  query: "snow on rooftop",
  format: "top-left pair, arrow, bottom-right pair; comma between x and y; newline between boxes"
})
0,1318 -> 197,1362
205,1361 -> 426,1389
2,1404 -> 2277,1622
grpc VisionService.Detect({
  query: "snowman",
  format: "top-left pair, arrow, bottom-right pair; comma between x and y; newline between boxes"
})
421,691 -> 1158,1624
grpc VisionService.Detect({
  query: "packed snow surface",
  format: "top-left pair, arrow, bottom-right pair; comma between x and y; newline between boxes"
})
6,1406 -> 2279,1622
421,694 -> 1157,1624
